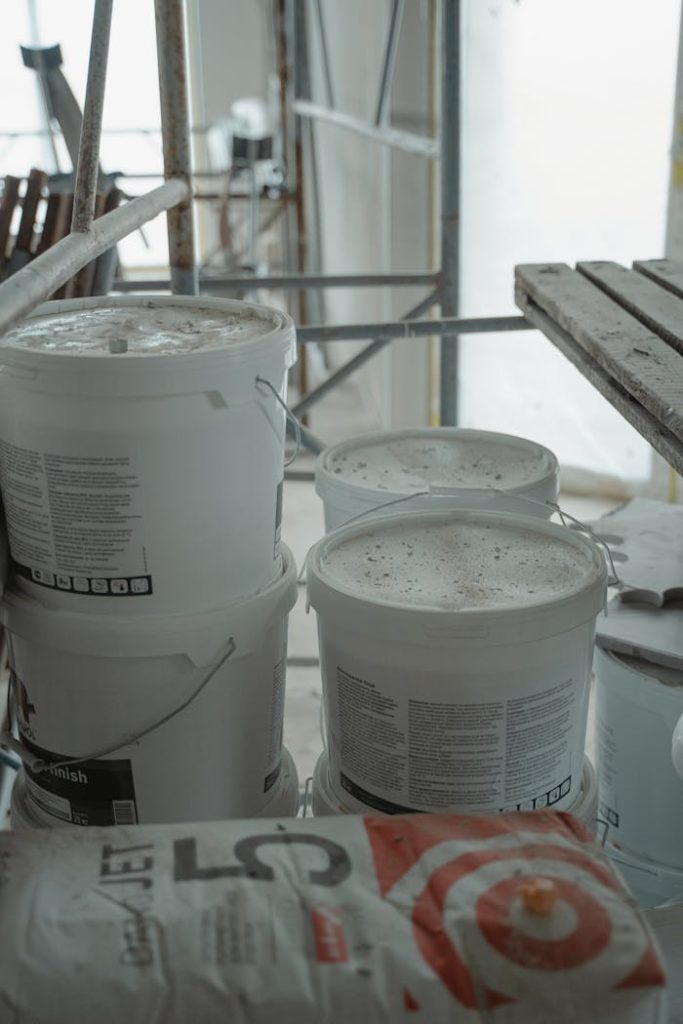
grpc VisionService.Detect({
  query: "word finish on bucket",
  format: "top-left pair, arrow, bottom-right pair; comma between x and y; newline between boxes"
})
10,747 -> 300,831
307,508 -> 607,818
311,748 -> 599,834
0,296 -> 297,614
596,646 -> 683,869
315,428 -> 559,531
1,545 -> 298,826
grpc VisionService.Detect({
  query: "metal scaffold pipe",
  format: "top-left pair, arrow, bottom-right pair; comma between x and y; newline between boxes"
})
0,180 -> 189,340
439,0 -> 461,425
71,0 -> 113,233
154,0 -> 198,295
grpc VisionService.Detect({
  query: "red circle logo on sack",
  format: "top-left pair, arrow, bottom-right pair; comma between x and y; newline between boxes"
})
364,814 -> 664,1010
476,875 -> 612,970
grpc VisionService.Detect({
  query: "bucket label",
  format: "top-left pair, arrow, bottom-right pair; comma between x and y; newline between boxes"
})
328,663 -> 580,814
22,738 -> 138,826
0,440 -> 153,595
274,479 -> 283,560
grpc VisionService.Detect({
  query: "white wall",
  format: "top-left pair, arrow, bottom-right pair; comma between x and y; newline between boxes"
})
195,0 -> 270,123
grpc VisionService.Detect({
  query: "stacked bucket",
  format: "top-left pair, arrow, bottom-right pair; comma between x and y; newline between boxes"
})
306,428 -> 604,832
594,639 -> 683,907
0,295 -> 300,827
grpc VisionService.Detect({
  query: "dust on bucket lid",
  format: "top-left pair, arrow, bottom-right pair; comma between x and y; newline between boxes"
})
308,509 -> 607,644
0,297 -> 297,393
316,428 -> 558,501
3,298 -> 289,356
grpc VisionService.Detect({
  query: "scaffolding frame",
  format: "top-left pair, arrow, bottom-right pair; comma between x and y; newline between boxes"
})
0,0 -> 534,449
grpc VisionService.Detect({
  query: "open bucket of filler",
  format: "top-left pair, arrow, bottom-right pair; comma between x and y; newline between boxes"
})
307,509 -> 607,817
0,296 -> 296,614
315,428 -> 559,531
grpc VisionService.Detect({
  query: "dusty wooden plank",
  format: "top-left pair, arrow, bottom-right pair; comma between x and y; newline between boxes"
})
634,258 -> 683,299
0,175 -> 20,275
6,168 -> 48,276
514,263 -> 683,444
579,261 -> 683,356
514,283 -> 683,476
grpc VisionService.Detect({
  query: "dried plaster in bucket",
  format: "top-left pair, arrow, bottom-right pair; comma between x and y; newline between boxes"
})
4,305 -> 279,355
321,520 -> 595,611
326,435 -> 553,493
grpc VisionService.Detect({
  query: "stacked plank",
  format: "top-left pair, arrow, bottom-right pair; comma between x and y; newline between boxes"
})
515,260 -> 683,476
0,169 -> 120,297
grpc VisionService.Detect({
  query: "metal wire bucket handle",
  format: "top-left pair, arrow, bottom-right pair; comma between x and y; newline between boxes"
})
431,485 -> 620,589
255,375 -> 301,466
301,485 -> 620,593
1,637 -> 237,774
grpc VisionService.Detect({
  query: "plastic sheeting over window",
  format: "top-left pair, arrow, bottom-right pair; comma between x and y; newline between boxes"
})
459,0 -> 679,494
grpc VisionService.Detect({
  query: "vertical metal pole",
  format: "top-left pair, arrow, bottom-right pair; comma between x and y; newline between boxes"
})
154,0 -> 198,295
71,0 -> 113,233
294,0 -> 324,327
666,1 -> 683,260
374,0 -> 405,127
313,0 -> 335,108
439,0 -> 460,426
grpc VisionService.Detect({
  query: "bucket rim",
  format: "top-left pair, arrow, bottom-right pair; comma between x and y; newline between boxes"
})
1,295 -> 295,361
256,747 -> 300,818
315,427 -> 559,506
1,545 -> 298,664
307,508 -> 607,632
595,645 -> 683,689
313,749 -> 595,819
607,840 -> 683,879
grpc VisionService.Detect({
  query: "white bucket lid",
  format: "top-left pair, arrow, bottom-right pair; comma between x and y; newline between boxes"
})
315,428 -> 558,508
0,296 -> 297,396
308,509 -> 607,646
598,647 -> 683,689
1,545 -> 298,666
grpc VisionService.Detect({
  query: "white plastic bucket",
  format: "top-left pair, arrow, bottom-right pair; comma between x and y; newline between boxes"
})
10,747 -> 299,830
312,748 -> 598,832
315,428 -> 559,531
595,647 -> 683,868
0,296 -> 297,614
1,546 -> 298,825
607,843 -> 683,909
307,508 -> 607,816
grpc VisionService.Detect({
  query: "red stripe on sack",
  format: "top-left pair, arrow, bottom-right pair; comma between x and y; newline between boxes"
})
403,988 -> 420,1011
617,944 -> 667,990
364,813 -> 594,898
311,907 -> 349,964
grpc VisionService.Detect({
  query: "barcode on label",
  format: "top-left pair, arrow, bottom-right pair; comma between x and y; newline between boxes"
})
112,800 -> 137,825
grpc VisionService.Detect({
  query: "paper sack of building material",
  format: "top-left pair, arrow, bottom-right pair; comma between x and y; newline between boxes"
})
0,812 -> 667,1024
